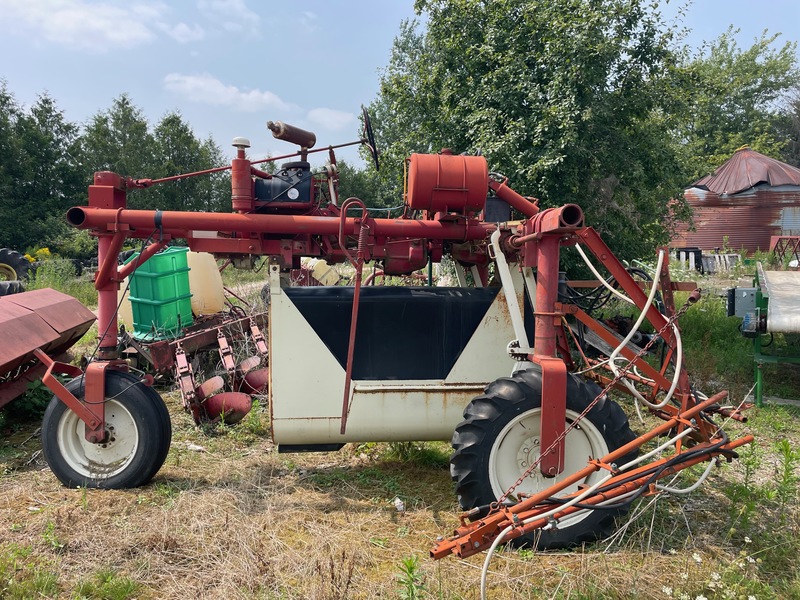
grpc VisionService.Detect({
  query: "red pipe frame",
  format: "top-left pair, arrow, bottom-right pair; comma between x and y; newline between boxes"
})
431,391 -> 749,559
49,156 -> 749,556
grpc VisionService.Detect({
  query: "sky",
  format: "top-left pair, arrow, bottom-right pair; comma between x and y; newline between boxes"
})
0,0 -> 799,170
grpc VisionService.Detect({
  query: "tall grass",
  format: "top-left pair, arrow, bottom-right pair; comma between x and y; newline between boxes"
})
29,258 -> 97,307
677,292 -> 755,396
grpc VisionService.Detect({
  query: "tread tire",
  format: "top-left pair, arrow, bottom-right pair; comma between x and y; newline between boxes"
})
0,280 -> 24,296
451,365 -> 637,549
41,371 -> 172,488
0,248 -> 30,280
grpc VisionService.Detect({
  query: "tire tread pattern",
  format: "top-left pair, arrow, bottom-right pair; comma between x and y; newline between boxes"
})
451,366 -> 637,549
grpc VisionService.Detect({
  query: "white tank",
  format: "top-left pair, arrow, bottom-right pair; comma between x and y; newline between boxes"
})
187,252 -> 225,315
117,277 -> 134,331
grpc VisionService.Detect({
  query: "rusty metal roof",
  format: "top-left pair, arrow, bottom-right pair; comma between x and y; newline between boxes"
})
691,148 -> 800,196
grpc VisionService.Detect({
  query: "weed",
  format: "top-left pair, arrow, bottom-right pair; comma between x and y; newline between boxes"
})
0,543 -> 59,599
308,548 -> 356,600
385,441 -> 451,468
242,397 -> 269,436
42,520 -> 65,552
30,257 -> 97,306
369,537 -> 389,547
396,555 -> 426,599
774,438 -> 800,510
15,378 -> 54,420
73,567 -> 140,600
308,466 -> 404,498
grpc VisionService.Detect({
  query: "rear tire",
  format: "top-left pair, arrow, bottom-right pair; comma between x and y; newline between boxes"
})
451,366 -> 637,549
0,248 -> 30,281
0,280 -> 24,296
42,371 -> 172,488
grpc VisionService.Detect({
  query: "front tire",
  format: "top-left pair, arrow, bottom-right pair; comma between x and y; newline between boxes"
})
42,371 -> 172,488
0,248 -> 30,281
451,366 -> 637,549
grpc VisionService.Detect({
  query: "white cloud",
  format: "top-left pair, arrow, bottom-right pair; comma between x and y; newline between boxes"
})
197,0 -> 260,34
300,11 -> 318,33
0,0 -> 165,51
0,0 -> 213,51
158,21 -> 206,43
307,108 -> 356,132
163,73 -> 295,112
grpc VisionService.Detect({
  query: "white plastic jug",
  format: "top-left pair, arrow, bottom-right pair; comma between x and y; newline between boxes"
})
187,252 -> 225,315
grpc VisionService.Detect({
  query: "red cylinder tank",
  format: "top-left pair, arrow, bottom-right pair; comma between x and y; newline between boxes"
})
407,153 -> 488,214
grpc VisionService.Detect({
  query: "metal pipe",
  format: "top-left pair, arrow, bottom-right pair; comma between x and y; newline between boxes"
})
95,234 -> 120,355
67,207 -> 495,242
488,178 -> 540,218
93,230 -> 126,289
116,240 -> 169,281
533,234 -> 561,357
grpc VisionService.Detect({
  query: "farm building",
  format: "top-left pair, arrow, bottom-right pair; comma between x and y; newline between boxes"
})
671,148 -> 800,259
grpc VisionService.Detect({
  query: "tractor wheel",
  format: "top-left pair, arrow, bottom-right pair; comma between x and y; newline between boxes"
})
0,280 -> 24,296
41,371 -> 172,489
450,366 -> 637,549
0,248 -> 30,281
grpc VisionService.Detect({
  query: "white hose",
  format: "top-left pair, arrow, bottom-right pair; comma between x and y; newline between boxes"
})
575,244 -> 634,305
607,249 -> 665,405
655,458 -> 716,495
578,245 -> 684,411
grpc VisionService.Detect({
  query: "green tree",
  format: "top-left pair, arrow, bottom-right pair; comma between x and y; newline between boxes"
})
368,0 -> 689,260
777,87 -> 800,168
335,159 -> 394,212
81,94 -> 156,209
678,27 -> 799,179
0,88 -> 84,251
149,112 -> 229,212
0,82 -> 24,248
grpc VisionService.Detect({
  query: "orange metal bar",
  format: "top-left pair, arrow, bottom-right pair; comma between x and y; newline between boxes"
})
33,349 -> 107,442
435,434 -> 753,559
116,240 -> 169,281
431,391 -> 729,559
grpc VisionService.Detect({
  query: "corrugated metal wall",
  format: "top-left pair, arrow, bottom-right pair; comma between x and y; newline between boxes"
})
671,185 -> 800,253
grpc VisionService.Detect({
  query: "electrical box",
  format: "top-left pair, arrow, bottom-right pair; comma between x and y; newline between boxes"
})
726,287 -> 757,318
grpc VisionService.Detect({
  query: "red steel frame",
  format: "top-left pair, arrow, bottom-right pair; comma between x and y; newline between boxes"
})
55,163 -> 709,456
43,145 -> 749,558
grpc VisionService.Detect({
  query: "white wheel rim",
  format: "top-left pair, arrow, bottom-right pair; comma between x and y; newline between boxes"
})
488,408 -> 609,529
56,399 -> 139,480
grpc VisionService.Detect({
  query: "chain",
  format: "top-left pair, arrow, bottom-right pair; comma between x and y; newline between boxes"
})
494,290 -> 701,507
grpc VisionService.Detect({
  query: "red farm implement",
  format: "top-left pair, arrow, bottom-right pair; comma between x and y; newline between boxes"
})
0,289 -> 95,410
27,112 -> 751,572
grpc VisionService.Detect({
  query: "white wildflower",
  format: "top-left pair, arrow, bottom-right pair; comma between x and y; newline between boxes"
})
662,586 -> 673,596
711,572 -> 721,581
692,552 -> 702,563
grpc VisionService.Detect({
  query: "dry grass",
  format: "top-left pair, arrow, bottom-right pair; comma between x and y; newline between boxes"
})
1,266 -> 799,598
1,390 -> 799,599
